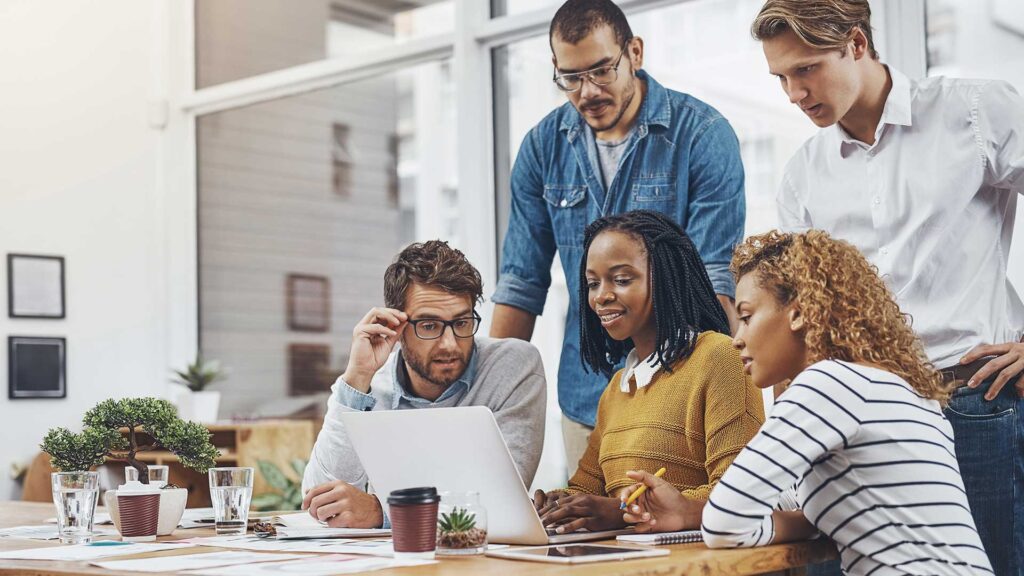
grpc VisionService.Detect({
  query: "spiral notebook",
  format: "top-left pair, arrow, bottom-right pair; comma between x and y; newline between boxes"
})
616,530 -> 703,545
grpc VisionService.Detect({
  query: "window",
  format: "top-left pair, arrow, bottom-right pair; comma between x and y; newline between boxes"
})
197,61 -> 456,416
195,0 -> 454,88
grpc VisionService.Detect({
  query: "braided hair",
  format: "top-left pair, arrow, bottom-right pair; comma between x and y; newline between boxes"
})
579,210 -> 730,376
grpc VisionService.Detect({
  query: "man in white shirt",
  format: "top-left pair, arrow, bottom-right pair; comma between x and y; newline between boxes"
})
752,0 -> 1024,574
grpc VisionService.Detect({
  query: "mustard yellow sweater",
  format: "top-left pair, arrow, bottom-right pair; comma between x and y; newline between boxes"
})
568,331 -> 764,501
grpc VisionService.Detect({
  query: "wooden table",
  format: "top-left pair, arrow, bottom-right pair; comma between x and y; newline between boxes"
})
0,502 -> 837,575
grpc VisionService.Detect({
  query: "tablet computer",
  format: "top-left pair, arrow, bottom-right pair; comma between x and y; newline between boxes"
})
485,543 -> 670,564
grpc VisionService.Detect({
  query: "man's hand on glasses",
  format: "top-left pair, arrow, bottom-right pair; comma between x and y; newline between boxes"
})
342,307 -> 408,393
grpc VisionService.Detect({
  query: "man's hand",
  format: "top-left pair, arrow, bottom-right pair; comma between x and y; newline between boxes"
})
342,307 -> 408,393
961,342 -> 1024,401
301,480 -> 384,528
539,492 -> 628,534
620,470 -> 703,533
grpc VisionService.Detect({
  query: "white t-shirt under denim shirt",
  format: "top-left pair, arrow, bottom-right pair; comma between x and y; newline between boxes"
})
702,360 -> 992,575
777,66 -> 1024,369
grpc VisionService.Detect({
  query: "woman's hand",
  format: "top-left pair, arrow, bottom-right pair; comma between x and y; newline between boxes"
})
539,493 -> 627,534
620,470 -> 704,533
533,489 -> 569,515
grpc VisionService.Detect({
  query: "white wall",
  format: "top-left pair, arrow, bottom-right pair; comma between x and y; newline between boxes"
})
0,0 -> 168,498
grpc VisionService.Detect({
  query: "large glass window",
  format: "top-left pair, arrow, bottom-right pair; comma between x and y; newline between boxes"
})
196,0 -> 454,88
493,0 -> 815,485
197,61 -> 456,417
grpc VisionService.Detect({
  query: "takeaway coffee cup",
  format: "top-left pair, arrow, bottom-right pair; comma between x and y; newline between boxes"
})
115,480 -> 161,542
388,487 -> 441,559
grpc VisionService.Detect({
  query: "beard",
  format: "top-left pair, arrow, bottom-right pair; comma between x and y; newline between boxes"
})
578,73 -> 637,133
402,346 -> 470,389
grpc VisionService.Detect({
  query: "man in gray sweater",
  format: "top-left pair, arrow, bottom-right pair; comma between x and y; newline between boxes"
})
301,240 -> 547,528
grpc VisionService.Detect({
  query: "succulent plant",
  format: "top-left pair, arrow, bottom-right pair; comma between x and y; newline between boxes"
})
438,507 -> 477,533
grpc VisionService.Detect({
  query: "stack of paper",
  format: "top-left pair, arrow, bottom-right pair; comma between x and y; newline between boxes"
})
182,534 -> 397,557
0,542 -> 195,562
92,551 -> 306,572
187,553 -> 435,575
0,525 -> 119,540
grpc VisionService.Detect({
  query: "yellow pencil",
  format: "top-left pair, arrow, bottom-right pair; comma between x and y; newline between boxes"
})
620,467 -> 667,510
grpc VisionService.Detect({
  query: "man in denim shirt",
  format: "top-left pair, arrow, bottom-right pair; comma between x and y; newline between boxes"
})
490,0 -> 745,473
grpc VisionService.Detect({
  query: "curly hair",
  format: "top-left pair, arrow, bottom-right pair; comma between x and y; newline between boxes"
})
731,230 -> 949,404
383,240 -> 483,309
580,210 -> 730,376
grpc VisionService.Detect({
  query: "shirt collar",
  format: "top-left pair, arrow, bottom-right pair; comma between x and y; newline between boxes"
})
834,65 -> 913,150
391,341 -> 479,409
619,348 -> 663,392
560,70 -> 671,142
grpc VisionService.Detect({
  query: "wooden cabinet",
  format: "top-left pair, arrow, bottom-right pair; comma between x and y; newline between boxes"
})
126,420 -> 313,507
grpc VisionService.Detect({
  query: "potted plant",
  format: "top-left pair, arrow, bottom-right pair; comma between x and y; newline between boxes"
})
41,397 -> 220,536
172,354 -> 226,423
250,459 -> 306,511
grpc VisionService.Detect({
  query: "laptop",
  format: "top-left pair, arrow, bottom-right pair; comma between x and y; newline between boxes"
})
339,406 -> 632,545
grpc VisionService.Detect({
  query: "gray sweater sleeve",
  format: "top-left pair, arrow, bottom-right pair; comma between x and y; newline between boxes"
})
481,340 -> 547,488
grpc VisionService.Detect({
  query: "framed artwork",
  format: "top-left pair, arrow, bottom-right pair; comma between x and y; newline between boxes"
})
287,274 -> 330,332
7,254 -> 65,319
288,343 -> 332,396
9,336 -> 66,399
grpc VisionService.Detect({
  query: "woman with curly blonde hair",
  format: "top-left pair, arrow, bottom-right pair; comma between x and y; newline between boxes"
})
620,230 -> 992,575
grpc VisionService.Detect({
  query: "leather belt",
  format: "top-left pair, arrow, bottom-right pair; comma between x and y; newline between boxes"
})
938,356 -> 997,386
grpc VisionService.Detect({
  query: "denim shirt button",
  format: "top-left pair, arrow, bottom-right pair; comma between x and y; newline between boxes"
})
560,199 -> 567,207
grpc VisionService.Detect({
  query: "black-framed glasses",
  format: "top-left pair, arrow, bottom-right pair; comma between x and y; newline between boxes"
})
552,45 -> 627,92
407,312 -> 481,340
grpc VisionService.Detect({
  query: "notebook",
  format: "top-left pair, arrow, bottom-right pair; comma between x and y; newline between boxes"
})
616,530 -> 703,545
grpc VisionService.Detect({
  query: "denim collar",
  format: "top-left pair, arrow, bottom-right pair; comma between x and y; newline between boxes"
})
390,341 -> 479,409
559,70 -> 672,143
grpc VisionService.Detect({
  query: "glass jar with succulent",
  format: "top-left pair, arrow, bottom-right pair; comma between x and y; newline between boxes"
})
436,491 -> 487,555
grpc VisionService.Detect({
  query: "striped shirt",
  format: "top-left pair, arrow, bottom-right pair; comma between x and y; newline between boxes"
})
702,360 -> 992,575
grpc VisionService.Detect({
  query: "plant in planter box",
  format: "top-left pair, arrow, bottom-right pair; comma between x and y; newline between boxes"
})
41,397 -> 220,537
172,355 -> 226,423
172,355 -> 225,392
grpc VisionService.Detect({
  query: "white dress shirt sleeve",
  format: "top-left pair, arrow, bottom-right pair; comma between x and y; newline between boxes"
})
977,81 -> 1024,193
776,171 -> 811,232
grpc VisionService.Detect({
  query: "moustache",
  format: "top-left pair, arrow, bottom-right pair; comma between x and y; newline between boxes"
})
581,99 -> 614,112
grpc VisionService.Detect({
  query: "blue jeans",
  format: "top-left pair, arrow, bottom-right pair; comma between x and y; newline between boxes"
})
946,376 -> 1023,576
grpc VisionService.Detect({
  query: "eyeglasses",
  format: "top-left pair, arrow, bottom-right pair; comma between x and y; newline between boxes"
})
552,45 -> 628,92
407,312 -> 481,340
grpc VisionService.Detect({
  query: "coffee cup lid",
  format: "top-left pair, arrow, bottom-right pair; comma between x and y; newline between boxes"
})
387,486 -> 439,505
116,480 -> 161,495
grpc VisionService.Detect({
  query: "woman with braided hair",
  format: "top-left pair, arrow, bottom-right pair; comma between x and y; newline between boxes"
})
533,210 -> 763,535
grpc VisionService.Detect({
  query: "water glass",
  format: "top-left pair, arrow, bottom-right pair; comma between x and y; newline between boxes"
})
51,471 -> 99,544
208,467 -> 253,535
124,465 -> 169,488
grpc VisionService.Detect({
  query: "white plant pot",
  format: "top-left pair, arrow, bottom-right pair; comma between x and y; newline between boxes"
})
104,487 -> 188,536
190,391 -> 221,423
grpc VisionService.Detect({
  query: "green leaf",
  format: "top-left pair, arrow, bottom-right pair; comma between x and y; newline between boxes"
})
257,460 -> 291,492
289,458 -> 307,479
250,493 -> 283,511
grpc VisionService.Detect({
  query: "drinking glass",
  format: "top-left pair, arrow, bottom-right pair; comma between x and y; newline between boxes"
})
124,465 -> 169,487
208,467 -> 253,535
51,471 -> 99,544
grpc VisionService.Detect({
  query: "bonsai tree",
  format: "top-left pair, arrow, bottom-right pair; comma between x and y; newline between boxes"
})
41,397 -> 220,484
172,355 -> 225,392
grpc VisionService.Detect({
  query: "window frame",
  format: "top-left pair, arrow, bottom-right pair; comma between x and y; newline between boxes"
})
161,0 -> 927,366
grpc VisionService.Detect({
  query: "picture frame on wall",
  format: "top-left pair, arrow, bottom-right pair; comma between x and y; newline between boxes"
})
7,254 -> 66,319
8,336 -> 66,399
288,343 -> 332,396
287,274 -> 330,332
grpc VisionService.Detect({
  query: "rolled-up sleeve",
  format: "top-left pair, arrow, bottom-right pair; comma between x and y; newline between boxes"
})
492,128 -> 556,316
686,117 -> 745,299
